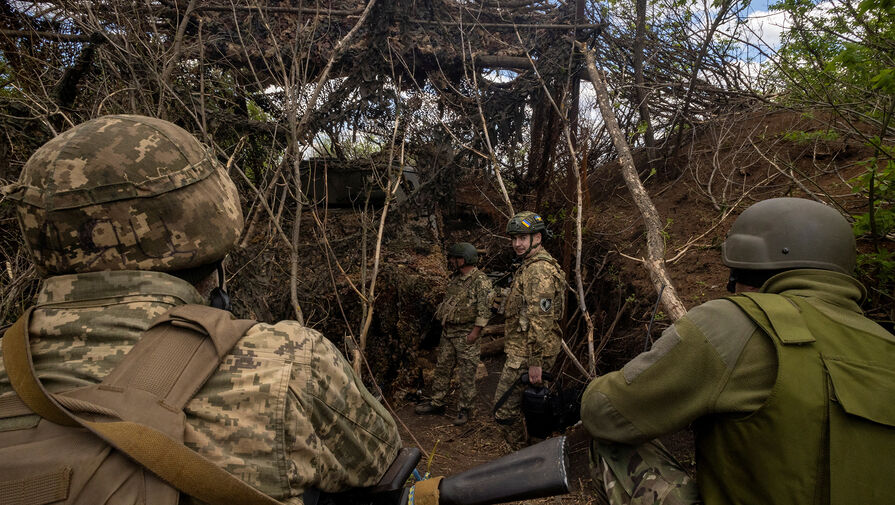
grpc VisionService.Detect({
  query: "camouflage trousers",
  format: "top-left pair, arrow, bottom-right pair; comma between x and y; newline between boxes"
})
430,330 -> 480,411
491,353 -> 557,449
589,439 -> 702,505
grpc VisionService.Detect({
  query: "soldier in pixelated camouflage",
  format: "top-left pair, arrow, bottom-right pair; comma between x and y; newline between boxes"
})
493,211 -> 566,450
416,242 -> 493,426
0,115 -> 401,502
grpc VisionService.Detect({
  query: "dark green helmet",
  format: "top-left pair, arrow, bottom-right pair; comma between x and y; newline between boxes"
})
506,211 -> 547,236
447,242 -> 479,265
3,115 -> 244,276
722,197 -> 855,275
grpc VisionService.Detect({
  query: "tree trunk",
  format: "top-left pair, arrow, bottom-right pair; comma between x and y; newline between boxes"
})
632,0 -> 656,152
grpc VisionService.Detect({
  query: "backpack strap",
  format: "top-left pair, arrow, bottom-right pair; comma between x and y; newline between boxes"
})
2,305 -> 283,505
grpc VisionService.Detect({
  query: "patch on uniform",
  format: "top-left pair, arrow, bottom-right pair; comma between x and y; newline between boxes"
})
539,298 -> 552,312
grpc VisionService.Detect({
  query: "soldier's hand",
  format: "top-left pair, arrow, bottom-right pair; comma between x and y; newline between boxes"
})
466,326 -> 483,344
529,365 -> 543,384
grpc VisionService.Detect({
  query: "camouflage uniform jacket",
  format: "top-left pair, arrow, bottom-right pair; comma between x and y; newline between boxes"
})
434,267 -> 493,335
0,270 -> 401,504
503,250 -> 565,368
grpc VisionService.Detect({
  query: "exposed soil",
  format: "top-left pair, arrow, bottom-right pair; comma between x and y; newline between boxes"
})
385,108 -> 884,502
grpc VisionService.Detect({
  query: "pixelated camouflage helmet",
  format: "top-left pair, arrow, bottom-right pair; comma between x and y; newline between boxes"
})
3,115 -> 244,276
506,211 -> 547,236
447,242 -> 479,265
722,197 -> 855,275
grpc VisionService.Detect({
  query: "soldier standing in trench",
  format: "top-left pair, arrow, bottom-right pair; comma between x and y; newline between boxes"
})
493,211 -> 566,450
416,243 -> 493,426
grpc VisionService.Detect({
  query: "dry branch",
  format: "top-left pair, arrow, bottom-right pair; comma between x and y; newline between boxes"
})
580,42 -> 687,321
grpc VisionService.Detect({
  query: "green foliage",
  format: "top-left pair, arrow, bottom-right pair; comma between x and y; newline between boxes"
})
771,0 -> 895,306
771,0 -> 895,124
851,155 -> 895,238
857,248 -> 895,291
781,129 -> 839,144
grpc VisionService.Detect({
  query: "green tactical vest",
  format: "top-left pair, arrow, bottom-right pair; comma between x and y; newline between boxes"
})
696,292 -> 895,505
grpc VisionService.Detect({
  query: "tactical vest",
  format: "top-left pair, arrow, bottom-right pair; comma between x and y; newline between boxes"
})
434,268 -> 488,327
0,305 -> 282,505
696,293 -> 895,505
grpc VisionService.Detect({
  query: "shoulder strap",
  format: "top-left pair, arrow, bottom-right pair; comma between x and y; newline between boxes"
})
2,306 -> 282,505
727,293 -> 816,344
96,304 -> 257,410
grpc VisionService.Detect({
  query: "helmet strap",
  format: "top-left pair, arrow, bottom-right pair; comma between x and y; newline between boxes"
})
210,264 -> 232,312
521,234 -> 542,259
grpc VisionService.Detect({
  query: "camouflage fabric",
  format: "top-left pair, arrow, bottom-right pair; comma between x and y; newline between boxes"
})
1,115 -> 243,276
434,267 -> 493,328
503,250 -> 565,368
429,335 -> 480,410
0,270 -> 402,503
492,353 -> 557,448
589,439 -> 701,505
430,268 -> 492,410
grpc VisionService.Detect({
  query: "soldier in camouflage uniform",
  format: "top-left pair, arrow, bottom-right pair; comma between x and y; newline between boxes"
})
493,211 -> 566,449
416,243 -> 493,426
0,115 -> 401,502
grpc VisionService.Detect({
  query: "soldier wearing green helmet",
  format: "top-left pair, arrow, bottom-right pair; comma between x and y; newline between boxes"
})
416,242 -> 493,425
580,197 -> 895,505
493,211 -> 566,449
0,115 -> 401,503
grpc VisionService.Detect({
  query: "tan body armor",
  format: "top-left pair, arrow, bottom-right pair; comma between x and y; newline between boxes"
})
0,305 -> 280,505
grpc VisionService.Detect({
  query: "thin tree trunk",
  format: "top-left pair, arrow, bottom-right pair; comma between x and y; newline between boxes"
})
354,111 -> 403,375
632,0 -> 656,151
580,43 -> 687,321
668,0 -> 733,159
157,0 -> 197,118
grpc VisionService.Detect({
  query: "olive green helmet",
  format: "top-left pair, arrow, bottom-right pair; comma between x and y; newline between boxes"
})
3,115 -> 244,276
447,242 -> 478,265
722,197 -> 855,275
506,211 -> 547,236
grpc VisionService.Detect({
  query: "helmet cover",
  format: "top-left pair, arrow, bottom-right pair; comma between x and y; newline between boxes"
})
3,115 -> 243,276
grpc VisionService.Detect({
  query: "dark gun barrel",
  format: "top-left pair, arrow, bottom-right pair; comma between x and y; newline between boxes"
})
437,436 -> 570,505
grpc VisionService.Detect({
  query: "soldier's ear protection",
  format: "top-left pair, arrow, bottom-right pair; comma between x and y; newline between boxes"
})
210,265 -> 232,312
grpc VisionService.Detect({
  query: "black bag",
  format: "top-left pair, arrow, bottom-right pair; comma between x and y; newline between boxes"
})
520,373 -> 582,439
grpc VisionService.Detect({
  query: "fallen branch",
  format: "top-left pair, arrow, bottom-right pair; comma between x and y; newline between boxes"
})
580,42 -> 687,321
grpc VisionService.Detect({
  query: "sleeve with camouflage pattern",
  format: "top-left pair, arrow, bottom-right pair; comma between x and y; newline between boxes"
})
285,327 -> 402,494
521,262 -> 562,368
474,272 -> 494,328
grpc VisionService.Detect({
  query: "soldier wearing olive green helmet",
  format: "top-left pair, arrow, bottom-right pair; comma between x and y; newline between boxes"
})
0,115 -> 401,503
722,197 -> 856,291
493,211 -> 566,449
447,242 -> 479,266
417,242 -> 493,425
579,198 -> 894,505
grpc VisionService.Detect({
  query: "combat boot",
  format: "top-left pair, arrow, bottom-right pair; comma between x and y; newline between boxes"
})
453,408 -> 469,426
414,402 -> 446,415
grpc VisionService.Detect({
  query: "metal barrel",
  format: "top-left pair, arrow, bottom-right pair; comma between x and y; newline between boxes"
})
437,436 -> 570,505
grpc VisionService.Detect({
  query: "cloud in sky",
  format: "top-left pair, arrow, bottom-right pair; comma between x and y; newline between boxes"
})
743,8 -> 791,50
